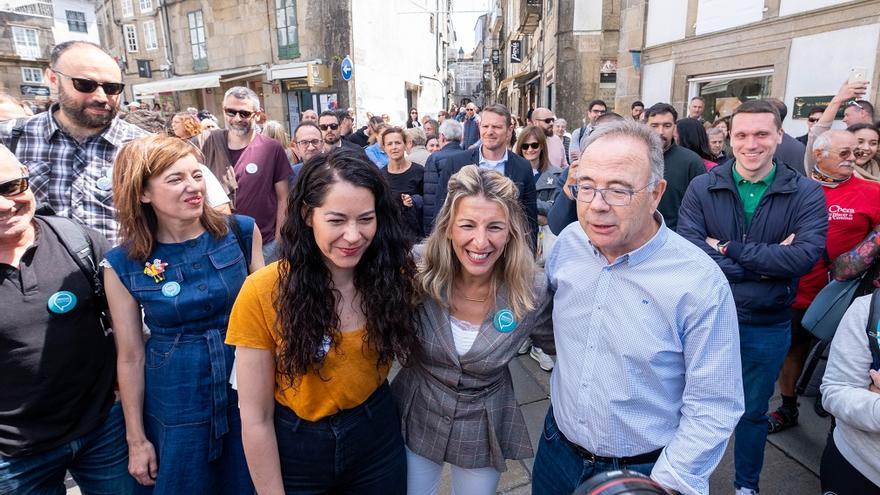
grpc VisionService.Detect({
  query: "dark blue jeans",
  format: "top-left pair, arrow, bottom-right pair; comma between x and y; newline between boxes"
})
531,406 -> 655,495
274,382 -> 406,494
0,402 -> 134,495
734,320 -> 791,491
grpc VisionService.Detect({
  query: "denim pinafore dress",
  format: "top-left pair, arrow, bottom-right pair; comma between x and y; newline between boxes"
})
103,215 -> 255,494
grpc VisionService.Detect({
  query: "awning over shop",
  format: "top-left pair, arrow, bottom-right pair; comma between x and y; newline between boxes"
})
132,67 -> 265,96
514,70 -> 539,87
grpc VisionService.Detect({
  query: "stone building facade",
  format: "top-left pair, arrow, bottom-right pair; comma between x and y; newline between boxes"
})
1,0 -> 99,110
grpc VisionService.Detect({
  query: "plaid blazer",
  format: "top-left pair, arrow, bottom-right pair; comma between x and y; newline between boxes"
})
391,273 -> 553,471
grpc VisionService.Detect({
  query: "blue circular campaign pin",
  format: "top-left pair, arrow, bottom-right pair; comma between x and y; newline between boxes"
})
47,291 -> 77,314
493,308 -> 518,333
161,281 -> 181,298
96,176 -> 112,191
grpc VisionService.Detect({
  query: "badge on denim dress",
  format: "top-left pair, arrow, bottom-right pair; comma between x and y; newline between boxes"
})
161,281 -> 181,297
493,308 -> 518,333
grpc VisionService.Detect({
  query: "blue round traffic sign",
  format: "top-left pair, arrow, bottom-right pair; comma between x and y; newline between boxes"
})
341,56 -> 353,81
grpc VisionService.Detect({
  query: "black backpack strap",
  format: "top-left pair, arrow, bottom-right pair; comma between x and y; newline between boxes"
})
8,118 -> 26,154
37,215 -> 103,299
227,215 -> 251,268
866,289 -> 880,371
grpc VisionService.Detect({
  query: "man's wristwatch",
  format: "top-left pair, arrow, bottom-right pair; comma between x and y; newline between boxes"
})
716,241 -> 730,256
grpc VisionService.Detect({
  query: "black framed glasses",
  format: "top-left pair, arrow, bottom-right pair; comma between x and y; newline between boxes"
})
52,69 -> 125,95
224,108 -> 254,119
807,117 -> 820,123
521,142 -> 541,150
0,175 -> 29,198
568,182 -> 656,206
296,139 -> 322,148
318,123 -> 339,131
540,118 -> 556,124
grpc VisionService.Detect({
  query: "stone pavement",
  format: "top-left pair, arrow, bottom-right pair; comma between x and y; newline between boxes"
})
67,353 -> 825,495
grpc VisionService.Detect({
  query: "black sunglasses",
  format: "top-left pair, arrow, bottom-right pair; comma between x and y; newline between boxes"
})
53,69 -> 125,95
521,142 -> 541,150
0,176 -> 29,197
224,108 -> 254,119
319,123 -> 339,131
808,117 -> 820,123
540,118 -> 556,124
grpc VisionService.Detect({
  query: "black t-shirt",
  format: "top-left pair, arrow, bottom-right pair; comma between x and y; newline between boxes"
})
0,217 -> 115,457
383,163 -> 425,241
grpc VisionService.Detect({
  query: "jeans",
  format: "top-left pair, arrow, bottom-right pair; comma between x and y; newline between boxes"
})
0,402 -> 134,495
262,239 -> 277,264
734,320 -> 791,491
274,382 -> 406,494
532,406 -> 655,495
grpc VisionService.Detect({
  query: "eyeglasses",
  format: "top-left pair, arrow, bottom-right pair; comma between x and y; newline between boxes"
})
466,108 -> 475,112
590,108 -> 607,115
0,174 -> 29,198
833,148 -> 857,159
807,117 -> 820,123
52,69 -> 125,95
318,123 -> 339,131
296,139 -> 322,148
847,100 -> 864,110
410,111 -> 418,115
567,182 -> 656,206
224,108 -> 254,119
521,142 -> 541,150
540,118 -> 555,124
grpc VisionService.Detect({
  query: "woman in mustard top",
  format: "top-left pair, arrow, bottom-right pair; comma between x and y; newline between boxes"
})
226,147 -> 420,494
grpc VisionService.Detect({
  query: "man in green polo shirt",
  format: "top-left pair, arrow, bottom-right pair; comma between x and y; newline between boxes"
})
732,161 -> 776,229
677,99 -> 827,495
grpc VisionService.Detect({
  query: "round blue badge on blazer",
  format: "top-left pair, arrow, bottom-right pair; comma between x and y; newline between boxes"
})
493,308 -> 518,333
161,281 -> 181,298
47,291 -> 77,314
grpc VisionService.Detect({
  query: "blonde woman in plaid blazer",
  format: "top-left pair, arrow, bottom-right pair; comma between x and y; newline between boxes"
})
391,165 -> 553,495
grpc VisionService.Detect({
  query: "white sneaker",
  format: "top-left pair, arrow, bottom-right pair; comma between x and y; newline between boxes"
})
530,346 -> 554,372
735,487 -> 757,495
516,339 -> 531,355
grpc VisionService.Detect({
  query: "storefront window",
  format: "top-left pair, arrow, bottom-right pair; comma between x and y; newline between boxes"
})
690,70 -> 772,122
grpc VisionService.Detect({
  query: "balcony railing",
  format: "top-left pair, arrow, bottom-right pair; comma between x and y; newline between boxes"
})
519,0 -> 541,34
0,0 -> 53,18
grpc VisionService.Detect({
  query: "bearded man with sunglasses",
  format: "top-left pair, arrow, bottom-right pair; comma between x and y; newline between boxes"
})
0,41 -> 147,245
201,86 -> 291,263
0,145 -> 134,494
531,107 -> 566,168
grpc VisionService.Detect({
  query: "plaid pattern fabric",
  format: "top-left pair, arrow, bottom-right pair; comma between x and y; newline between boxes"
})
390,273 -> 553,472
1,105 -> 149,245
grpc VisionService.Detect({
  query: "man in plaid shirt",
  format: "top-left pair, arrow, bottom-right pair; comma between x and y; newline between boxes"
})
0,41 -> 147,245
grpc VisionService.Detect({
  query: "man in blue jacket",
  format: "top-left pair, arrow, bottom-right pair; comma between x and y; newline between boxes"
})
422,119 -> 463,236
677,99 -> 827,495
433,103 -> 538,247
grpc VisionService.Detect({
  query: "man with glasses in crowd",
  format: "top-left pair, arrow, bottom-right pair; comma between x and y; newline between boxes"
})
0,41 -> 147,245
678,100 -> 827,495
803,78 -> 874,175
290,121 -> 324,181
0,144 -> 133,493
569,99 -> 607,163
532,119 -> 743,495
461,103 -> 481,149
531,107 -> 567,167
796,106 -> 825,146
318,110 -> 364,155
201,86 -> 291,263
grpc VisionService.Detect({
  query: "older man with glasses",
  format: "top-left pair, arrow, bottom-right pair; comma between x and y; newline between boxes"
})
200,86 -> 291,263
532,120 -> 744,495
461,103 -> 481,149
0,41 -> 147,244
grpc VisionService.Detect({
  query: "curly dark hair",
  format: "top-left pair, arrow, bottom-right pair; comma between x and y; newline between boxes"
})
274,147 -> 420,382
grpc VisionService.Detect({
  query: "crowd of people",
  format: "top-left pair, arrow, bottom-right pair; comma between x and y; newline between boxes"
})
2,39 -> 880,495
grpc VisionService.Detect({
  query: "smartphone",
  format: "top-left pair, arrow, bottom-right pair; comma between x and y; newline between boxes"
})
849,67 -> 868,84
